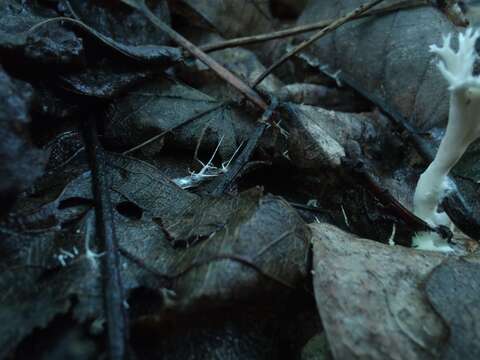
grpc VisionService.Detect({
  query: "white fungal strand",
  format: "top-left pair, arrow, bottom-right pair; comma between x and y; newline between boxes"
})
172,136 -> 243,189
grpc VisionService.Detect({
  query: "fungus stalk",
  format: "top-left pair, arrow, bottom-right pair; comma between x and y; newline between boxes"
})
413,28 -> 480,251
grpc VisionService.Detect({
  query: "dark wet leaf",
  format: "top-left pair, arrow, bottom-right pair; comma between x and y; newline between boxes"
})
107,154 -> 310,309
60,0 -> 181,65
0,145 -> 310,355
105,77 -> 255,158
0,67 -> 47,216
311,222 -> 448,360
0,0 -> 84,66
173,0 -> 280,67
65,0 -> 171,47
44,131 -> 86,172
26,16 -> 182,66
454,141 -> 480,181
60,64 -> 152,99
296,0 -> 455,130
425,259 -> 480,360
0,219 -> 102,359
43,0 -> 182,99
448,141 -> 480,229
12,0 -> 181,100
174,0 -> 275,39
169,192 -> 310,309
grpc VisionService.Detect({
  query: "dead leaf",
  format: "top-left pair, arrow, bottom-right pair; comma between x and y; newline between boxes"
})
0,147 -> 310,355
296,0 -> 455,130
425,259 -> 480,360
105,77 -> 255,159
0,66 -> 47,215
310,222 -> 448,360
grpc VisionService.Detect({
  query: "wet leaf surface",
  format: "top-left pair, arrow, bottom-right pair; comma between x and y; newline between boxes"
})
65,0 -> 172,47
311,222 -> 448,360
1,142 -> 310,357
296,0 -> 455,131
425,259 -> 480,360
0,0 -> 84,66
105,77 -> 255,158
286,103 -> 379,168
175,0 -> 275,39
60,64 -> 152,99
0,66 -> 47,215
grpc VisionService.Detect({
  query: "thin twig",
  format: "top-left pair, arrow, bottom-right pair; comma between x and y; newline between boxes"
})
210,124 -> 266,195
124,0 -> 268,111
122,103 -> 226,155
83,116 -> 129,360
201,0 -> 429,53
251,0 -> 386,88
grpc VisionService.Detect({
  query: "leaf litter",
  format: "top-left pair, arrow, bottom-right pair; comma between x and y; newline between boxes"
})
1,0 -> 480,358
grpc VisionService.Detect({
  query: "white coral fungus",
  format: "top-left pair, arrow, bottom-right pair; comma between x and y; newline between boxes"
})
413,28 -> 480,252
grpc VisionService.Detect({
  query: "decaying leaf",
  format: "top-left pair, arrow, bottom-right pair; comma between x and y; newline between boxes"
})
55,0 -> 181,98
60,0 -> 181,66
425,259 -> 480,359
64,0 -> 172,47
296,0 -> 455,130
60,65 -> 152,99
0,67 -> 47,215
0,0 -> 84,65
105,77 -> 255,159
286,104 -> 380,168
275,82 -> 367,112
310,222 -> 448,360
0,144 -> 310,356
0,216 -> 102,359
174,0 -> 275,39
